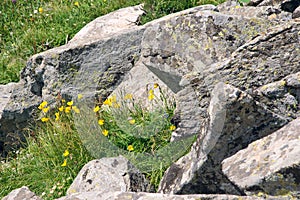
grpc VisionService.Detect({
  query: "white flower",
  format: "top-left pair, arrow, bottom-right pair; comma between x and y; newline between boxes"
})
34,10 -> 38,14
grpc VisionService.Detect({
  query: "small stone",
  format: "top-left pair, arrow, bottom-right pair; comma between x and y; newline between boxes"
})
2,186 -> 42,200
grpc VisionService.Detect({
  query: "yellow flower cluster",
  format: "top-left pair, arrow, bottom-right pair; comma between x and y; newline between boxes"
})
61,149 -> 70,167
38,95 -> 82,122
38,101 -> 50,122
148,89 -> 155,101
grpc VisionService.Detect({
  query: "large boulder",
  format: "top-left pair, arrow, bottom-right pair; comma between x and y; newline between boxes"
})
222,117 -> 300,197
158,82 -> 287,195
0,5 -> 146,158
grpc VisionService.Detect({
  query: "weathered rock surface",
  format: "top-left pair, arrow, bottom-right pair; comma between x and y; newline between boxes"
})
222,117 -> 300,196
2,186 -> 42,200
293,5 -> 300,18
0,1 -> 283,158
69,4 -> 144,45
158,82 -> 287,195
0,5 -> 145,158
218,1 -> 292,21
67,156 -> 149,195
56,191 -> 286,200
1,0 -> 300,199
247,0 -> 300,19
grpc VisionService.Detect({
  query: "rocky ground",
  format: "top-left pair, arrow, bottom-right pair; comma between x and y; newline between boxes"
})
1,0 -> 300,199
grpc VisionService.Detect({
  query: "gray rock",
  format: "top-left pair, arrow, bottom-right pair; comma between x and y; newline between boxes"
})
222,117 -> 300,197
250,0 -> 300,16
69,4 -> 144,45
67,156 -> 149,195
187,21 -> 300,124
0,83 -> 16,118
0,5 -> 146,158
56,191 -> 285,200
253,72 -> 300,119
218,3 -> 292,21
2,186 -> 42,200
158,82 -> 287,195
293,6 -> 300,18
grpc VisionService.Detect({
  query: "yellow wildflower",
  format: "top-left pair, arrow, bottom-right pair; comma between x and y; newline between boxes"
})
77,94 -> 83,100
74,1 -> 79,7
154,83 -> 159,88
127,145 -> 134,151
103,98 -> 112,106
148,89 -> 155,101
113,102 -> 121,108
61,159 -> 67,167
41,117 -> 49,122
42,107 -> 50,113
129,119 -> 135,125
58,106 -> 64,112
61,99 -> 66,103
38,101 -> 48,109
124,93 -> 133,100
55,112 -> 60,121
38,7 -> 43,13
98,119 -> 104,125
67,101 -> 73,106
169,125 -> 176,131
72,106 -> 80,113
65,106 -> 71,113
102,129 -> 109,136
63,150 -> 69,157
93,106 -> 100,112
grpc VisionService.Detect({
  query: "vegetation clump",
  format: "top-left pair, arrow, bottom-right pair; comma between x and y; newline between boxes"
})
0,83 -> 178,198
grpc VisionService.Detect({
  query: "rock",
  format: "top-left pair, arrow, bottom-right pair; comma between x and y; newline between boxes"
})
222,117 -> 300,197
187,21 -> 300,124
255,0 -> 300,12
0,5 -> 146,158
0,81 -> 39,158
217,1 -> 292,21
293,6 -> 300,18
253,72 -> 300,119
247,0 -> 300,17
0,83 -> 16,118
158,82 -> 287,195
2,186 -> 42,200
56,191 -> 285,200
69,4 -> 145,45
67,156 -> 149,195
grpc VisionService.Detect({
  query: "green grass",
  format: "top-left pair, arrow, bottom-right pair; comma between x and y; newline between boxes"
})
0,104 -> 94,199
0,0 -> 226,84
0,0 -> 226,198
